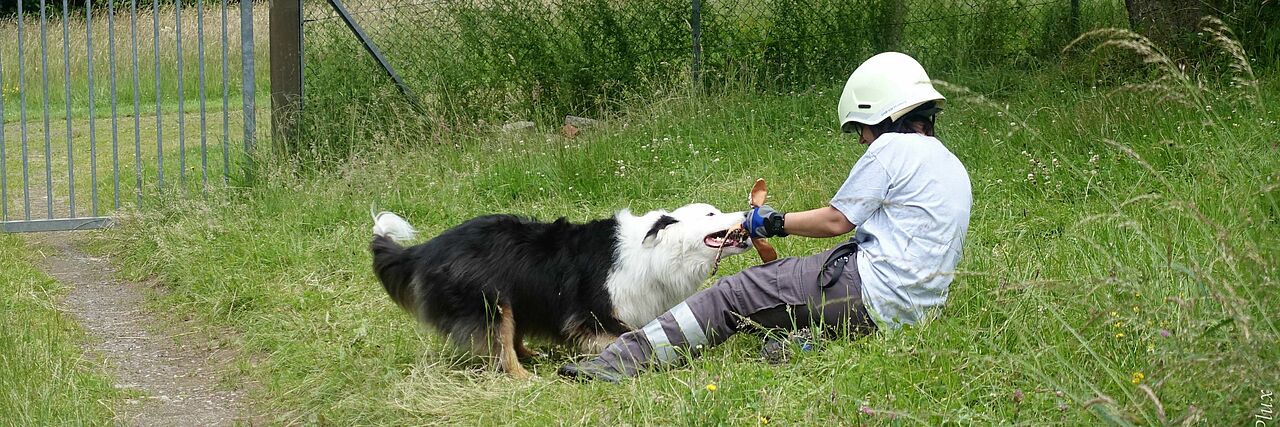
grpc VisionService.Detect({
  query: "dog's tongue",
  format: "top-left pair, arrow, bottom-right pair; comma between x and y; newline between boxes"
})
706,232 -> 743,248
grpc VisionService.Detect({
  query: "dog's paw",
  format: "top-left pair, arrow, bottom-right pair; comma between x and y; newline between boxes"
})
507,367 -> 533,380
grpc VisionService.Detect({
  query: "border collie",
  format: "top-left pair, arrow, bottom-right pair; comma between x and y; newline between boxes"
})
369,204 -> 750,378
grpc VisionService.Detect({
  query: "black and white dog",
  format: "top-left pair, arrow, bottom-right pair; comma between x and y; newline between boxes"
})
369,204 -> 750,378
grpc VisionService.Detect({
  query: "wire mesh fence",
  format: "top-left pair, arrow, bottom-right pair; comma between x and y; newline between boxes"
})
300,0 -> 1127,140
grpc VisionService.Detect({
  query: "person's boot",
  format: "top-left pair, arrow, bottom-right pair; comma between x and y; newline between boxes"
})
760,327 -> 817,364
557,358 -> 624,383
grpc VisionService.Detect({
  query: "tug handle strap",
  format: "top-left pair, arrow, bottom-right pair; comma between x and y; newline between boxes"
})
749,178 -> 779,263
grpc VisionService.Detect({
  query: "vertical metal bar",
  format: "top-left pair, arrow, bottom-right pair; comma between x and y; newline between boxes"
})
87,0 -> 99,217
177,0 -> 186,187
43,0 -> 55,219
153,0 -> 163,190
19,0 -> 31,221
1,42 -> 6,222
241,0 -> 256,154
691,0 -> 702,89
221,0 -> 230,182
110,0 -> 121,210
198,0 -> 208,187
63,0 -> 75,218
131,0 -> 142,207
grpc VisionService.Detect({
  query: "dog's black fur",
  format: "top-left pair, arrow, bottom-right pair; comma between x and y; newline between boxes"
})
370,214 -> 639,349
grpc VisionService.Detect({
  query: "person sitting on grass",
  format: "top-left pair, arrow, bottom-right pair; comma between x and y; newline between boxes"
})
558,52 -> 973,382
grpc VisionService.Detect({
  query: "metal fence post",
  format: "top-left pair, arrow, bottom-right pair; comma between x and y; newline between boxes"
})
86,0 -> 98,216
62,0 -> 76,218
691,0 -> 702,90
242,0 -> 257,154
198,0 -> 208,187
108,0 -> 120,210
131,0 -> 142,206
41,0 -> 53,219
177,0 -> 186,186
19,0 -> 30,221
271,0 -> 304,152
153,0 -> 164,191
222,0 -> 231,181
0,38 -> 5,222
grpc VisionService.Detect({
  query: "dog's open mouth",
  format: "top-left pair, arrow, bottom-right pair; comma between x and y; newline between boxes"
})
704,228 -> 749,249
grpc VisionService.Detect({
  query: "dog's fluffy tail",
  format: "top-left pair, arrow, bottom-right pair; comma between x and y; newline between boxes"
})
370,210 -> 419,314
372,209 -> 417,242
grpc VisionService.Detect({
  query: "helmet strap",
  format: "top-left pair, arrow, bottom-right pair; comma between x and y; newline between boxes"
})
857,102 -> 941,138
888,101 -> 940,136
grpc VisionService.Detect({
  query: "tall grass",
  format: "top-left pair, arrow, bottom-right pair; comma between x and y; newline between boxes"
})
97,21 -> 1278,423
0,234 -> 119,425
0,1 -> 270,123
298,0 -> 1129,157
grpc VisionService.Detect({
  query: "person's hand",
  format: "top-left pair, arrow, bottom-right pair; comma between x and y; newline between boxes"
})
743,205 -> 788,238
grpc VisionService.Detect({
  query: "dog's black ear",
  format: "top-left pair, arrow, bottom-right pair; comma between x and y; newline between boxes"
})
642,215 -> 679,247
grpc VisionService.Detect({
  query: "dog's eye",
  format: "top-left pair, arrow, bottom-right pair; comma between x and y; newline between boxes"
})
706,213 -> 715,216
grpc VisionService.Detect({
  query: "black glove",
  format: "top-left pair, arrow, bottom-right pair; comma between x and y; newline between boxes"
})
742,205 -> 787,238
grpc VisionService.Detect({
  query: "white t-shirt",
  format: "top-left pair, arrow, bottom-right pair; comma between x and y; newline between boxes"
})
829,132 -> 972,328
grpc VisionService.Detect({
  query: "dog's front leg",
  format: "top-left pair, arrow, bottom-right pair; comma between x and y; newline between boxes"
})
497,304 -> 533,379
578,332 -> 621,355
514,334 -> 539,361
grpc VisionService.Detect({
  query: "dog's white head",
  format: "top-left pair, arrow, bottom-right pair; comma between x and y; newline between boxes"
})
608,203 -> 752,327
639,203 -> 751,255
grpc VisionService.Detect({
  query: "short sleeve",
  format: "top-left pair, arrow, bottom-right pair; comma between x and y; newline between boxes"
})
830,154 -> 890,225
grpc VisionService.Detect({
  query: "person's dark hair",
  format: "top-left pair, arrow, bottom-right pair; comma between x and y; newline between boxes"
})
867,101 -> 941,137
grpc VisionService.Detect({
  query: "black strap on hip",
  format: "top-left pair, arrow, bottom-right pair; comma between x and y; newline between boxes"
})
820,240 -> 860,289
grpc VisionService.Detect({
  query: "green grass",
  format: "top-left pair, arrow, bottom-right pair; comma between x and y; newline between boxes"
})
0,234 -> 119,424
2,2 -> 1272,423
94,59 -> 1279,425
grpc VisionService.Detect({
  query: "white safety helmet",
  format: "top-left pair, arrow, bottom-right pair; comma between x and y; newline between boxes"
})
838,52 -> 945,133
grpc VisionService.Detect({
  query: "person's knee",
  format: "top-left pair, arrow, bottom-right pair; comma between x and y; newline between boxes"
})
746,304 -> 808,331
678,282 -> 743,336
701,275 -> 742,306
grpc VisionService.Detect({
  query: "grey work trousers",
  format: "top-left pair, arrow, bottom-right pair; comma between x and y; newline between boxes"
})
593,243 -> 877,376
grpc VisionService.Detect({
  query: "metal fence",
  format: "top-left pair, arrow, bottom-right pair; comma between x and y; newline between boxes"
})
0,0 -> 261,232
300,0 -> 1120,128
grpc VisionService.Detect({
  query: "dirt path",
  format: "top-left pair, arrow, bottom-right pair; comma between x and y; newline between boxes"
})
31,232 -> 251,426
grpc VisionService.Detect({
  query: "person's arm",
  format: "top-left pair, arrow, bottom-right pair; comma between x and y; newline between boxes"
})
744,154 -> 886,239
781,206 -> 854,238
743,205 -> 855,238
